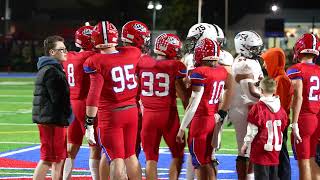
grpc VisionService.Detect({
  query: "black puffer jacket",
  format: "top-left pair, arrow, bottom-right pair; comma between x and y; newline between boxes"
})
32,56 -> 72,126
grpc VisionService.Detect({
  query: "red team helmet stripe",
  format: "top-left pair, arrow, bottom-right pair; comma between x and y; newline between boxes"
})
102,21 -> 108,45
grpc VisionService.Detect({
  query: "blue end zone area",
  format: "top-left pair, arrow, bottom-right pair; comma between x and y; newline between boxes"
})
0,146 -> 299,179
0,72 -> 36,78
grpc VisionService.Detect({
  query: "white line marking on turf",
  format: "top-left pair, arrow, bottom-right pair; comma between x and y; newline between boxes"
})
0,109 -> 32,114
0,95 -> 32,97
0,145 -> 40,157
0,102 -> 31,104
0,82 -> 34,85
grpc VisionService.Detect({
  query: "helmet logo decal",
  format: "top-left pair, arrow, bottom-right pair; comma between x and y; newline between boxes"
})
133,23 -> 147,32
167,36 -> 180,45
82,29 -> 92,36
236,33 -> 248,41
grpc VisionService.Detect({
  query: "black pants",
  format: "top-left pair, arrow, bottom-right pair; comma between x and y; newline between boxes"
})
254,164 -> 279,180
278,127 -> 291,180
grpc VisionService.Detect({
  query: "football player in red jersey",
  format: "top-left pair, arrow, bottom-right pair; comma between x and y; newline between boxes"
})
62,25 -> 101,180
240,77 -> 288,180
98,20 -> 151,180
83,21 -> 142,180
176,38 -> 233,180
286,33 -> 320,180
121,20 -> 151,158
136,33 -> 188,179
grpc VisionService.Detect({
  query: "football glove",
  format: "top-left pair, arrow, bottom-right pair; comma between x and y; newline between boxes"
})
291,123 -> 302,144
85,116 -> 96,145
214,110 -> 228,123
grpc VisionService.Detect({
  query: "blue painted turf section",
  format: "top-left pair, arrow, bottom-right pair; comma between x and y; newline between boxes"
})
0,146 -> 299,179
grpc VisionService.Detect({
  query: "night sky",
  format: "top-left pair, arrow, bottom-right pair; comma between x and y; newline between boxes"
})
2,0 -> 320,38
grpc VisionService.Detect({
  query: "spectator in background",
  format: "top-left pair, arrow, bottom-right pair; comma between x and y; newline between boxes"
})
261,48 -> 293,180
32,35 -> 73,180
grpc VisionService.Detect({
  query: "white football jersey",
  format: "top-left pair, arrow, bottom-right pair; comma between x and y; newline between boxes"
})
231,55 -> 263,107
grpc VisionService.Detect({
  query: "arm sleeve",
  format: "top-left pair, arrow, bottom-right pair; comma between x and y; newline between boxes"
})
243,122 -> 259,145
179,86 -> 204,130
86,73 -> 104,107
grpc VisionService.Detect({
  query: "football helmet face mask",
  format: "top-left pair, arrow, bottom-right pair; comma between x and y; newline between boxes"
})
91,21 -> 118,48
121,20 -> 151,52
234,30 -> 263,58
185,23 -> 218,53
293,33 -> 320,61
194,38 -> 220,67
75,25 -> 94,51
154,33 -> 182,59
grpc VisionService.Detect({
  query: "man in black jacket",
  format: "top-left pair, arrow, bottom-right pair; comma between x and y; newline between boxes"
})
32,35 -> 73,180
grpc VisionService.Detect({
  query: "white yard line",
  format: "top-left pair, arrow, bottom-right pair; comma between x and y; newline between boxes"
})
0,95 -> 32,97
0,102 -> 31,104
0,82 -> 33,85
0,145 -> 40,157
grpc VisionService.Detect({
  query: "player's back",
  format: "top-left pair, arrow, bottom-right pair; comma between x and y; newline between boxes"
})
85,46 -> 141,109
248,100 -> 288,165
137,55 -> 187,111
287,63 -> 320,114
190,65 -> 228,116
64,51 -> 95,100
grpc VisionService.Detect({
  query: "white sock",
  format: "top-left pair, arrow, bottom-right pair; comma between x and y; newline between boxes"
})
247,173 -> 254,180
186,154 -> 195,180
89,159 -> 100,180
212,150 -> 216,159
63,158 -> 74,180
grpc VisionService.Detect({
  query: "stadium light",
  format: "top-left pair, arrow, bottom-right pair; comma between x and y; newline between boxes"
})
147,2 -> 154,10
147,1 -> 162,30
271,4 -> 279,12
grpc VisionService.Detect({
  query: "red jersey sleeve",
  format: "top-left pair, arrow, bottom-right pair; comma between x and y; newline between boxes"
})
83,55 -> 99,74
286,65 -> 302,80
176,61 -> 187,79
86,73 -> 104,107
190,68 -> 206,86
247,104 -> 261,127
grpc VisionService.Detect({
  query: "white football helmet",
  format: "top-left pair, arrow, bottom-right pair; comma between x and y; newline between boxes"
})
185,23 -> 218,52
212,24 -> 225,46
218,50 -> 234,66
234,30 -> 263,58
